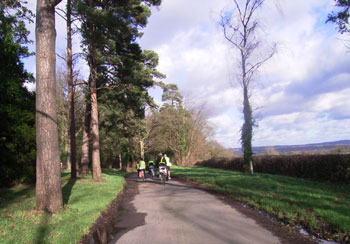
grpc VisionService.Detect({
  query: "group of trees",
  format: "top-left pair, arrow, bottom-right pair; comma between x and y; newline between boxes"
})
145,84 -> 213,166
2,0 -> 348,212
34,0 -> 163,212
35,0 -> 230,212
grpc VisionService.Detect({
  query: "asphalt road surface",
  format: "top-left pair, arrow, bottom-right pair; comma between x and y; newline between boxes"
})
109,175 -> 282,244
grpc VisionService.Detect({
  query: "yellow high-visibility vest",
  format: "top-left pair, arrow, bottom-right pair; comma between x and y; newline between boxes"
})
139,160 -> 146,170
159,157 -> 166,165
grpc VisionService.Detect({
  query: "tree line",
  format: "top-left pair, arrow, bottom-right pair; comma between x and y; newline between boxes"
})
2,0 -> 232,212
1,0 -> 348,212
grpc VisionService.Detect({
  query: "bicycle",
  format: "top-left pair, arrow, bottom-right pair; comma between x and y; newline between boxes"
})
159,166 -> 167,185
142,169 -> 145,181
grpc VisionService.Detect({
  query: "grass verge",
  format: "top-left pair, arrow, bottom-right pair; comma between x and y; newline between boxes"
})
0,169 -> 125,244
172,166 -> 350,243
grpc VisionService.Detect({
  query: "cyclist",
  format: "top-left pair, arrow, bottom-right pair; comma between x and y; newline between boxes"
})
159,154 -> 166,167
136,161 -> 140,178
139,158 -> 146,179
164,154 -> 172,180
148,159 -> 155,178
155,153 -> 162,168
157,153 -> 167,179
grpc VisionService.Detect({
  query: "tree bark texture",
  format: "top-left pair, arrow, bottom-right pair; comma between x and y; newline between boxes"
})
242,85 -> 253,173
35,0 -> 63,212
67,0 -> 78,178
80,97 -> 91,174
89,43 -> 102,182
241,48 -> 253,173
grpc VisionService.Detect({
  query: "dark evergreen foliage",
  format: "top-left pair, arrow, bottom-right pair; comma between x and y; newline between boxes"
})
0,0 -> 35,186
74,0 -> 163,168
327,0 -> 350,34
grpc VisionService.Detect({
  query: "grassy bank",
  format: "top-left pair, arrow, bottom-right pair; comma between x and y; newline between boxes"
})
0,169 -> 125,244
172,166 -> 350,242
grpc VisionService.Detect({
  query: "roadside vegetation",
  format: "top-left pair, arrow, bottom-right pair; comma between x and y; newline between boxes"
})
172,166 -> 350,243
0,169 -> 125,244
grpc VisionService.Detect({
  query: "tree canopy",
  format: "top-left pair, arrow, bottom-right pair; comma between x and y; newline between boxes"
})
0,0 -> 35,187
327,0 -> 350,34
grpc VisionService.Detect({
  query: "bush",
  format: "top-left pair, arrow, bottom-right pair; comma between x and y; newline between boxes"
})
196,154 -> 350,183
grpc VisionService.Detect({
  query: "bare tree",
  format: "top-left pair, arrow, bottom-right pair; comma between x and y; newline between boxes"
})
220,0 -> 276,174
56,0 -> 79,178
35,0 -> 63,212
146,98 -> 212,166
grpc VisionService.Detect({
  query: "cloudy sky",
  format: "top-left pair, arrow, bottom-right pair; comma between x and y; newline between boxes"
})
25,0 -> 350,148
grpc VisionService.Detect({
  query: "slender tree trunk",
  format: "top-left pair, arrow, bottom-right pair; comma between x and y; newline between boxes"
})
66,0 -> 77,178
65,132 -> 71,170
85,0 -> 102,181
140,139 -> 144,159
119,153 -> 122,169
35,0 -> 63,212
241,41 -> 254,174
89,42 -> 102,181
79,97 -> 91,174
242,84 -> 253,173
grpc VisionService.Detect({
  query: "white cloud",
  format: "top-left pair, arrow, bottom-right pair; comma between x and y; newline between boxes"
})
140,0 -> 350,148
23,0 -> 350,148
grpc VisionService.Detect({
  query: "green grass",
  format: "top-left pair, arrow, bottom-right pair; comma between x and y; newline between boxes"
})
172,166 -> 350,242
0,169 -> 125,244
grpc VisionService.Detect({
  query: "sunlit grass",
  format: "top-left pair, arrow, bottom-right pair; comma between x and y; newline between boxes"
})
0,169 -> 125,244
172,166 -> 350,241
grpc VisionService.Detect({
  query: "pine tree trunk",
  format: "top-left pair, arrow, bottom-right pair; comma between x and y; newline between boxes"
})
35,0 -> 63,212
79,98 -> 91,174
67,0 -> 77,178
89,43 -> 102,182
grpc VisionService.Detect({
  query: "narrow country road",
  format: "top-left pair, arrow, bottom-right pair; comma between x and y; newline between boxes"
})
109,175 -> 282,244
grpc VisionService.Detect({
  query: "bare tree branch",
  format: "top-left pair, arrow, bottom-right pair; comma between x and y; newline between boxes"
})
220,0 -> 276,173
56,53 -> 67,62
55,8 -> 67,21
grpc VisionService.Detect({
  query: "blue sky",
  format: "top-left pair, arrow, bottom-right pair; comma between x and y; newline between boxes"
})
25,0 -> 350,148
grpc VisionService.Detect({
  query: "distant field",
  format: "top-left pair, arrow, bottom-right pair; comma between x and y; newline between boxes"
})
234,140 -> 350,155
172,166 -> 350,243
0,169 -> 125,244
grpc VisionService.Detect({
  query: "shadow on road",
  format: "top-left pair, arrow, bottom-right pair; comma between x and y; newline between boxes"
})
81,174 -> 147,244
129,173 -> 203,190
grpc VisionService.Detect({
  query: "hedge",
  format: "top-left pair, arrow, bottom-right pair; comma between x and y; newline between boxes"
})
195,154 -> 350,183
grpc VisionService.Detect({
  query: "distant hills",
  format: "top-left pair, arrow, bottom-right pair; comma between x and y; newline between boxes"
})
235,140 -> 350,155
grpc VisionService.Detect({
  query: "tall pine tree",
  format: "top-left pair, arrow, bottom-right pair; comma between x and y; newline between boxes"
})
74,0 -> 162,178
